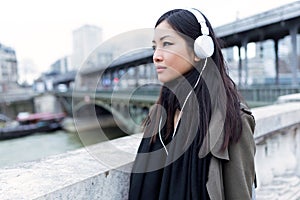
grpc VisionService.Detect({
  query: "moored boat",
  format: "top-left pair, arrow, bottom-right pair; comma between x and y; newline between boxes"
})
0,112 -> 66,140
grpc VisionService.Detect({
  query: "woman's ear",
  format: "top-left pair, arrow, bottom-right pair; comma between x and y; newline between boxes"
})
194,55 -> 201,62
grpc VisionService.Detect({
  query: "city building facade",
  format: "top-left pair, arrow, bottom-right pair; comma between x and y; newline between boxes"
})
50,55 -> 72,74
0,43 -> 18,92
72,24 -> 103,70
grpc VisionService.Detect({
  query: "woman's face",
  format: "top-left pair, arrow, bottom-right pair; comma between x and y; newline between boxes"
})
152,20 -> 197,83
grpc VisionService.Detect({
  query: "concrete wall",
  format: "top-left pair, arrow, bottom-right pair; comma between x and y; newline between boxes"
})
1,102 -> 300,199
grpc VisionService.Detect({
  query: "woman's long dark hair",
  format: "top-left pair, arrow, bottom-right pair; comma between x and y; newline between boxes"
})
144,9 -> 243,150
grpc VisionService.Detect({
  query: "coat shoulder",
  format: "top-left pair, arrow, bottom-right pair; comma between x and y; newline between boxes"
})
240,102 -> 255,129
240,102 -> 252,115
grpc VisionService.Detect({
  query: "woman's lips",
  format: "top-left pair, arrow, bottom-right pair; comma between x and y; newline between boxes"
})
156,66 -> 167,73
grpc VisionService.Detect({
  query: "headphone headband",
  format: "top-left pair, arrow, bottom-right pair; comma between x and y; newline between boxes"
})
186,8 -> 209,36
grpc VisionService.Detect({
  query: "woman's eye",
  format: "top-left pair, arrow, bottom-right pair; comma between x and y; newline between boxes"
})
163,42 -> 173,47
151,42 -> 173,50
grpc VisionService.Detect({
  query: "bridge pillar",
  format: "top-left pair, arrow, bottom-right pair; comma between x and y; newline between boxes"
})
289,24 -> 299,86
238,45 -> 242,86
135,67 -> 139,87
274,39 -> 279,85
242,39 -> 249,85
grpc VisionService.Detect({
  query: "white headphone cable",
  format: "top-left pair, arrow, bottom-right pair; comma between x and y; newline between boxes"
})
158,116 -> 168,155
159,58 -> 208,155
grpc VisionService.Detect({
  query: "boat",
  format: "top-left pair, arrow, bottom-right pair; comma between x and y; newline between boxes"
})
0,112 -> 66,140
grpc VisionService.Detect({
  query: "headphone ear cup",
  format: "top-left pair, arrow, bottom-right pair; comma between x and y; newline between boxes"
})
194,35 -> 214,59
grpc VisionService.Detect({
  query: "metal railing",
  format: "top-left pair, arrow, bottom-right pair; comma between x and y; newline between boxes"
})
239,85 -> 300,103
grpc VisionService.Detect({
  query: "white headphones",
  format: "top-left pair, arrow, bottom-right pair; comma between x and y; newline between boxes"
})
186,8 -> 214,59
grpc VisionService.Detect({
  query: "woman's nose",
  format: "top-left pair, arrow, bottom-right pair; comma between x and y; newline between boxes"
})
153,49 -> 163,63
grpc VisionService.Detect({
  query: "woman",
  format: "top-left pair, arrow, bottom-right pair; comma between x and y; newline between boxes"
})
129,8 -> 256,200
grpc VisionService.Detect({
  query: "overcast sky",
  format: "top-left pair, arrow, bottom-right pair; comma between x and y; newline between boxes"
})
0,0 -> 297,82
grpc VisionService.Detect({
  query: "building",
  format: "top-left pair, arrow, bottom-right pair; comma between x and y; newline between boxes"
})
50,55 -> 72,74
72,25 -> 103,70
0,43 -> 18,92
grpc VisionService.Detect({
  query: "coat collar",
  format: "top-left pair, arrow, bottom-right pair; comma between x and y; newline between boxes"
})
198,102 -> 252,160
198,109 -> 229,160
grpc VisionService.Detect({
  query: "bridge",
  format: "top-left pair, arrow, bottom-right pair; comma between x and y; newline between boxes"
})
65,1 -> 300,92
0,89 -> 38,118
56,87 -> 160,134
214,1 -> 300,86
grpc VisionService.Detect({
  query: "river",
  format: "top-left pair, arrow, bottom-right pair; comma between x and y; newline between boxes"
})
0,127 -> 127,169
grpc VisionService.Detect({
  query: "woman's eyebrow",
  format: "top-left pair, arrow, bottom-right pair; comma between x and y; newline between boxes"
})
152,35 -> 173,43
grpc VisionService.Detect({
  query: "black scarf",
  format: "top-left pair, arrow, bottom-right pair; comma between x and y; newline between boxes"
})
129,68 -> 212,200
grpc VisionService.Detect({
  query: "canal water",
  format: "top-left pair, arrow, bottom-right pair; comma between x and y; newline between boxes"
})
0,127 -> 127,169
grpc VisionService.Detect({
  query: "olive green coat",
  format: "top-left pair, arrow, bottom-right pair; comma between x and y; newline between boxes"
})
204,104 -> 256,200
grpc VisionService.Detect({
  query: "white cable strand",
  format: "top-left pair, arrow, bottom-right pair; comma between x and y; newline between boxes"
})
172,58 -> 207,138
159,58 -> 208,155
159,116 -> 168,155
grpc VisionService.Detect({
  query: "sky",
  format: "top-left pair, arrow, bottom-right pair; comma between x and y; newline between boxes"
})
0,0 -> 297,83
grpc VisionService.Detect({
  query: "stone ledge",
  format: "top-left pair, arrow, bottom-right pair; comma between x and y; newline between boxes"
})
252,102 -> 300,138
0,134 -> 142,200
